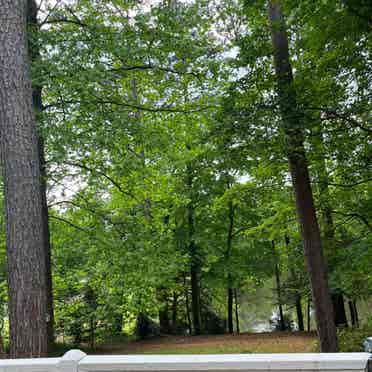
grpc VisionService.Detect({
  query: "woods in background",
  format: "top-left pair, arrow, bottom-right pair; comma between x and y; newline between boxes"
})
0,0 -> 371,356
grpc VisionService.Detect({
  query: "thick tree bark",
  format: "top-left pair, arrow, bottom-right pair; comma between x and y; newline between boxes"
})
27,0 -> 54,347
0,0 -> 49,357
267,0 -> 338,351
307,298 -> 311,332
272,241 -> 285,331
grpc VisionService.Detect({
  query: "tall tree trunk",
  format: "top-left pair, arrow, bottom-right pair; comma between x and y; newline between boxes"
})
272,241 -> 285,331
0,0 -> 49,357
234,289 -> 240,335
187,164 -> 201,335
295,295 -> 305,331
315,132 -> 348,329
267,0 -> 338,351
226,200 -> 234,334
27,0 -> 54,347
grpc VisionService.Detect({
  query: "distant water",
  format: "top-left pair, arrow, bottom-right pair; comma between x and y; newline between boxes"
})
251,322 -> 271,332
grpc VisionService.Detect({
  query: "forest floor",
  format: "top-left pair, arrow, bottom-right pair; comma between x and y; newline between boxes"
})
93,332 -> 318,354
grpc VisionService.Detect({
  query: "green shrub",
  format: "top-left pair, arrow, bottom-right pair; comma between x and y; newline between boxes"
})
338,322 -> 372,352
312,317 -> 372,352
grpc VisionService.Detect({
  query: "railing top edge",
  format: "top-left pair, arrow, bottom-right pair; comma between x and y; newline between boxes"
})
80,352 -> 371,361
0,357 -> 61,366
78,353 -> 371,371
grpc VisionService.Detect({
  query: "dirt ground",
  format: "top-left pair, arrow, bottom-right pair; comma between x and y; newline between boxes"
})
94,332 -> 318,354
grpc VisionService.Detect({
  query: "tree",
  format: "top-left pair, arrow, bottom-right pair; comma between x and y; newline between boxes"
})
27,0 -> 54,346
267,0 -> 337,351
0,0 -> 49,357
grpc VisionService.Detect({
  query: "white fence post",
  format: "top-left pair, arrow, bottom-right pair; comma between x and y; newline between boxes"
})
58,349 -> 87,372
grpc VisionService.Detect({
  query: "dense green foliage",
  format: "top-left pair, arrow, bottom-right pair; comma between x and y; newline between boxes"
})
0,0 -> 370,350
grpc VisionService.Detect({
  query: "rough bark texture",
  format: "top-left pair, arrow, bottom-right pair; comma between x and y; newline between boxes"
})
27,0 -> 54,347
267,0 -> 338,352
0,0 -> 49,357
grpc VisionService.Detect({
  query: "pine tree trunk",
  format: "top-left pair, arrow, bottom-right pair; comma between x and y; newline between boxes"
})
267,0 -> 338,351
27,0 -> 54,347
0,0 -> 48,357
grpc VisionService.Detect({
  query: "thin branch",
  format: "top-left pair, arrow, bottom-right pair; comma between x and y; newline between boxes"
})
42,17 -> 86,27
63,161 -> 139,201
39,0 -> 64,25
49,215 -> 113,246
315,178 -> 372,188
332,210 -> 372,232
43,96 -> 215,114
305,106 -> 372,134
49,200 -> 126,236
107,63 -> 202,80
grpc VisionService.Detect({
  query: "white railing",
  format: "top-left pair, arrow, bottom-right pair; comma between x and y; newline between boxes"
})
0,349 -> 371,372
